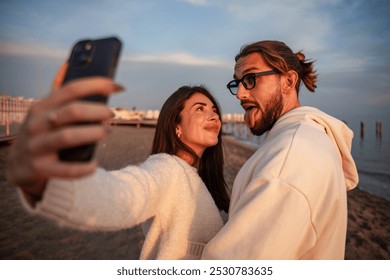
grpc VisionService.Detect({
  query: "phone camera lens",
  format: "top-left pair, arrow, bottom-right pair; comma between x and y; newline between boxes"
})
84,42 -> 92,51
79,54 -> 91,64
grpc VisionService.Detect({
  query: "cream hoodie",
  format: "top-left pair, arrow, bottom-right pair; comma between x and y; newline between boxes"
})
203,106 -> 359,259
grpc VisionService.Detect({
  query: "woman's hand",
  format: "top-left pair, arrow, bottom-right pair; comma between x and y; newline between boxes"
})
5,63 -> 124,201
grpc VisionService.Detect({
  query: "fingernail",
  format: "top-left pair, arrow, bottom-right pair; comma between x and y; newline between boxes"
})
113,83 -> 125,92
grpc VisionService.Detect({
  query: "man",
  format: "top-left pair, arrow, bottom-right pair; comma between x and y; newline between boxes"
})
202,40 -> 359,259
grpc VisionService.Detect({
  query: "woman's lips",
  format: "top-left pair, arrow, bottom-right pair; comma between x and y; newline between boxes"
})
204,123 -> 220,133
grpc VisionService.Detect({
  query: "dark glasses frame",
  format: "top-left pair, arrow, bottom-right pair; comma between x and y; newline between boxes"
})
226,69 -> 279,95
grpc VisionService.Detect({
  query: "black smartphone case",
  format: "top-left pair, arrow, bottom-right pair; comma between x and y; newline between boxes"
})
59,37 -> 122,162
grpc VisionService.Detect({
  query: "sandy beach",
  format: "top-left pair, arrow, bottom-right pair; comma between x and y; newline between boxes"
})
0,125 -> 389,259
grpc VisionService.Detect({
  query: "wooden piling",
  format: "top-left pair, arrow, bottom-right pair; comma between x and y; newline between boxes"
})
376,122 -> 382,139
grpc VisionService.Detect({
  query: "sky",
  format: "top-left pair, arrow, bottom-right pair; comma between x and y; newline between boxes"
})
0,0 -> 389,123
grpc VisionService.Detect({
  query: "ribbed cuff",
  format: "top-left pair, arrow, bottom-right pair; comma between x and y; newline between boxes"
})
35,179 -> 74,222
186,241 -> 205,258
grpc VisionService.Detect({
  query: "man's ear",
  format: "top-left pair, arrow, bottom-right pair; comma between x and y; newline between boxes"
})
281,70 -> 298,94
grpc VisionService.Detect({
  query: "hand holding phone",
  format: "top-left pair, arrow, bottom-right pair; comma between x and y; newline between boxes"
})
59,37 -> 122,162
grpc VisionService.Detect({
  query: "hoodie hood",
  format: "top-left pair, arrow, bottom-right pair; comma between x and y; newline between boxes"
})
275,106 -> 359,191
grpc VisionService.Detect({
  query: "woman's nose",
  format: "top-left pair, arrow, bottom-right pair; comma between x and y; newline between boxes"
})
208,110 -> 219,121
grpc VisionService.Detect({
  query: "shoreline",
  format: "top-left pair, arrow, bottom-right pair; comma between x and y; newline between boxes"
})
0,126 -> 389,259
224,134 -> 390,202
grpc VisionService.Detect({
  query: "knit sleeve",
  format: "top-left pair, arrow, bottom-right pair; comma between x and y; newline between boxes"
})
22,154 -> 180,231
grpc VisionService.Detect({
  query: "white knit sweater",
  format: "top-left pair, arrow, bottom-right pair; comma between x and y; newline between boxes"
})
20,153 -> 224,259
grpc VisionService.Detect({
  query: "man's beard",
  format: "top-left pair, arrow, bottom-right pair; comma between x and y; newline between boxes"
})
250,91 -> 283,136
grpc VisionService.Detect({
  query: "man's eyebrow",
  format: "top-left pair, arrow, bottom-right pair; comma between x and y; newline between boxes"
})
233,67 -> 259,79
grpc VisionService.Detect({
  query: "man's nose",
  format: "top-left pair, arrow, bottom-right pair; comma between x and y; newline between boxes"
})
235,83 -> 249,100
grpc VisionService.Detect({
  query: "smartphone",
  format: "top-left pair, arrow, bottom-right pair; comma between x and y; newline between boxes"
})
58,36 -> 122,162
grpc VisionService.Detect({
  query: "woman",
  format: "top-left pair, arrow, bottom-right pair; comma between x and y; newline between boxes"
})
6,64 -> 230,259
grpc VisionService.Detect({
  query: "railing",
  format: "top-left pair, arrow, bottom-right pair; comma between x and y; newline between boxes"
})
0,96 -> 248,143
0,95 -> 38,141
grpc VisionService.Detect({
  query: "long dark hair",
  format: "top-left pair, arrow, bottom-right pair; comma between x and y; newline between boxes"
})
151,85 -> 230,212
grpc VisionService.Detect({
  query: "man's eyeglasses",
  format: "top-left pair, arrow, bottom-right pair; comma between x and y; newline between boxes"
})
226,70 -> 279,95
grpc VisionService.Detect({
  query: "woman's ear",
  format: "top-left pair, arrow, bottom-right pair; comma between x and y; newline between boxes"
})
176,127 -> 181,138
282,70 -> 298,94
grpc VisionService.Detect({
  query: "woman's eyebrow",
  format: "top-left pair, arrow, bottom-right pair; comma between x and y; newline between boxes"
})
191,102 -> 207,108
191,102 -> 216,109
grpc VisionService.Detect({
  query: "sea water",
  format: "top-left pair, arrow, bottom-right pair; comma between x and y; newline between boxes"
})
348,120 -> 389,201
224,120 -> 390,201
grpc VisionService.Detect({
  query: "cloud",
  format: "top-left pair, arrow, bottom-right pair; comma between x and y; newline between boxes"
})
0,41 -> 67,59
317,52 -> 368,73
123,52 -> 232,68
177,0 -> 210,6
0,40 -> 232,69
225,1 -> 333,48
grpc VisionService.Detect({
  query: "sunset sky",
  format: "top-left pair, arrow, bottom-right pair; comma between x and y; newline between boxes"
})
1,0 -> 389,122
